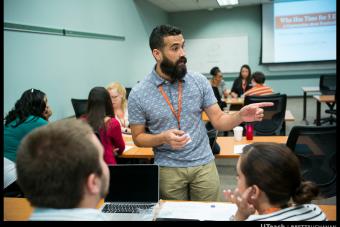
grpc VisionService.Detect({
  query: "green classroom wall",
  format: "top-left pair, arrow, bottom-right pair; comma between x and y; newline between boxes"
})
4,1 -> 336,121
4,0 -> 167,121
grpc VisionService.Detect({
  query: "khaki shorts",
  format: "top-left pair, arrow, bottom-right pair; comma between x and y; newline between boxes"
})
159,160 -> 221,201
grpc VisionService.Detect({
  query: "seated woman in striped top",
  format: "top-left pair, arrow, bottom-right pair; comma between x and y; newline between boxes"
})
243,71 -> 273,97
224,142 -> 326,221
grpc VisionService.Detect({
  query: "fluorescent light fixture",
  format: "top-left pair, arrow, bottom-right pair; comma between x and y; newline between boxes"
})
217,0 -> 238,6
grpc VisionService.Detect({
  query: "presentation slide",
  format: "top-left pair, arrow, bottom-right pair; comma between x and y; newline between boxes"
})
262,0 -> 336,63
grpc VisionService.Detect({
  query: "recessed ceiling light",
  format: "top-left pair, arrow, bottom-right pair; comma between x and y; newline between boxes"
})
216,0 -> 238,6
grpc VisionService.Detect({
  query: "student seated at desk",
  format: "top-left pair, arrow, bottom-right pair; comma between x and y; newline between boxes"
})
243,71 -> 273,97
16,119 -> 110,221
106,82 -> 131,134
209,66 -> 228,110
230,64 -> 252,98
224,142 -> 326,221
4,88 -> 52,163
81,87 -> 125,165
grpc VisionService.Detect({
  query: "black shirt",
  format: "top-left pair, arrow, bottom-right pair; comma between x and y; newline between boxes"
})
231,78 -> 252,97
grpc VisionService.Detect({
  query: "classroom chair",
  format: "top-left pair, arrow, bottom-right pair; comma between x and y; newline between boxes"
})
71,98 -> 88,118
244,93 -> 287,135
286,125 -> 336,199
318,75 -> 336,125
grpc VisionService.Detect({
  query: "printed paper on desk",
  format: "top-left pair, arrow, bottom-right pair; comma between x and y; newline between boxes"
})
157,201 -> 237,221
233,144 -> 248,154
123,145 -> 135,152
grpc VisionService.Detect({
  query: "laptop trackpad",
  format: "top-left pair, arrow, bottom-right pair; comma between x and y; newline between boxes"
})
102,213 -> 154,221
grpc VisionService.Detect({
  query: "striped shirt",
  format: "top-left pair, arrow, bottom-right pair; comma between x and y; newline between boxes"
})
246,204 -> 327,221
243,84 -> 273,96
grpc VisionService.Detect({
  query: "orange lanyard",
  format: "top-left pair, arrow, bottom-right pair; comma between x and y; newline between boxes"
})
262,207 -> 281,214
158,81 -> 183,130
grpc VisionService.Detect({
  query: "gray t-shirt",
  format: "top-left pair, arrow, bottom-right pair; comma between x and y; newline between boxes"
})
128,69 -> 217,167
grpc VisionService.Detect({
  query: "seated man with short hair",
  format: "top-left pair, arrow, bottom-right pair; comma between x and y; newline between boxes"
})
243,71 -> 273,97
16,119 -> 110,221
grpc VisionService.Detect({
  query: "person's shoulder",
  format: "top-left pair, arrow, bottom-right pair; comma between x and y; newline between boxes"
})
38,117 -> 48,123
129,75 -> 152,99
28,115 -> 48,125
303,203 -> 324,212
107,116 -> 119,124
186,71 -> 208,82
234,77 -> 241,82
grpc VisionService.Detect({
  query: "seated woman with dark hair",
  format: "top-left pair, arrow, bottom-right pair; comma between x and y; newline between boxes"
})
4,88 -> 52,163
209,66 -> 228,110
81,87 -> 125,165
224,142 -> 326,221
230,64 -> 252,98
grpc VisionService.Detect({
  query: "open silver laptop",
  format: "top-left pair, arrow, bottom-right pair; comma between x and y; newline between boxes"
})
100,164 -> 159,221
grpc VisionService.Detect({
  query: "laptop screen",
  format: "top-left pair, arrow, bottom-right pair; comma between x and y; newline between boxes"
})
105,164 -> 159,203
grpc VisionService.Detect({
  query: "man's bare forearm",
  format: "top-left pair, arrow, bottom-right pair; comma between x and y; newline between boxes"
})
212,111 -> 243,131
132,132 -> 165,147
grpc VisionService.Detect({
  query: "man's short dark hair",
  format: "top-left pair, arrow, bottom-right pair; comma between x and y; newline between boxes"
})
210,66 -> 221,76
149,24 -> 182,51
252,71 -> 266,84
16,119 -> 103,209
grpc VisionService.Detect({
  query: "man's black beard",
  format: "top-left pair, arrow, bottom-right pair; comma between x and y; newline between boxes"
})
160,56 -> 187,83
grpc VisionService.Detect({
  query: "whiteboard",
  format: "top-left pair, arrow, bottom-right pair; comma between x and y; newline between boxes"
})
185,36 -> 248,74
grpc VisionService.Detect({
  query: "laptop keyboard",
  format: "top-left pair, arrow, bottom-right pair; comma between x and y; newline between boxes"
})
102,203 -> 154,213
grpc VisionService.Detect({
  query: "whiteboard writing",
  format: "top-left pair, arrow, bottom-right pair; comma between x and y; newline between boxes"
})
185,36 -> 248,73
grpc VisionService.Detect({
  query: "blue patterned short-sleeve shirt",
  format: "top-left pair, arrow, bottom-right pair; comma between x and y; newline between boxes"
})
128,68 -> 217,167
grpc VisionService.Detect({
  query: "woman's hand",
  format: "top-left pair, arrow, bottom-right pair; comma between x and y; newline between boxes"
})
43,105 -> 52,120
230,92 -> 238,98
223,187 -> 256,221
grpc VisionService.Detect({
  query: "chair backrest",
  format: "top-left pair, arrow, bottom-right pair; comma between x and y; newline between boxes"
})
205,122 -> 220,154
286,125 -> 336,198
244,93 -> 287,136
319,74 -> 336,95
71,99 -> 88,118
126,87 -> 132,100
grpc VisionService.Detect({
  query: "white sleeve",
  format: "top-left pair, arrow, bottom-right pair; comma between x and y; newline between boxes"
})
4,157 -> 17,189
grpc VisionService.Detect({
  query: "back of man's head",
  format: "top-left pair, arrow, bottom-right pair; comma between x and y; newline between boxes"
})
252,71 -> 266,84
149,24 -> 182,51
16,119 -> 103,209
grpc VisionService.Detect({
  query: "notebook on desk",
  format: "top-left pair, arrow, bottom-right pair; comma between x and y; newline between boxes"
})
100,164 -> 159,221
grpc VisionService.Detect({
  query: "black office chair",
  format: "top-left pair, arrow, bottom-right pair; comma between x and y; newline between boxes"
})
71,98 -> 88,118
205,122 -> 220,155
319,75 -> 336,125
286,125 -> 336,199
4,181 -> 25,198
125,87 -> 132,100
244,93 -> 287,136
